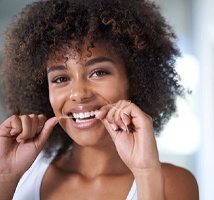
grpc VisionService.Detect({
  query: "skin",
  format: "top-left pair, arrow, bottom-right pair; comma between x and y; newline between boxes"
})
47,42 -> 130,147
0,42 -> 199,200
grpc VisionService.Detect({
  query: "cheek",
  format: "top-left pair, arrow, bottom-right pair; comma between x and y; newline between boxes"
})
49,92 -> 55,109
115,84 -> 129,100
114,74 -> 129,97
103,78 -> 129,103
49,88 -> 68,115
49,91 -> 58,115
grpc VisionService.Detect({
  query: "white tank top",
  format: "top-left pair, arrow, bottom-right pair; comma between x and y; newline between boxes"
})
13,152 -> 137,200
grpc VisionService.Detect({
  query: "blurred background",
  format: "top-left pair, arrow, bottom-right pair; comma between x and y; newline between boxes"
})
0,0 -> 213,199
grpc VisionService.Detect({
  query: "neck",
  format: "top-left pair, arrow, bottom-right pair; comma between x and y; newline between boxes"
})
57,141 -> 130,179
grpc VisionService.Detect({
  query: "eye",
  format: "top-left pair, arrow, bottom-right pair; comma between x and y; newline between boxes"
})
90,69 -> 109,77
51,76 -> 69,83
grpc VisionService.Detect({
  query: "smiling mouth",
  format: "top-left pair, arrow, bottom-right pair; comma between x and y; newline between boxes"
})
68,110 -> 96,123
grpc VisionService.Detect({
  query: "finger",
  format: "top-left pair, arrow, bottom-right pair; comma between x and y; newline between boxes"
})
119,101 -> 132,127
34,117 -> 58,151
95,104 -> 112,120
28,114 -> 40,137
36,114 -> 47,133
0,115 -> 22,137
103,104 -> 122,131
105,100 -> 131,132
112,101 -> 130,131
121,112 -> 131,126
101,118 -> 119,142
16,115 -> 33,141
95,104 -> 120,131
28,114 -> 47,137
95,100 -> 131,131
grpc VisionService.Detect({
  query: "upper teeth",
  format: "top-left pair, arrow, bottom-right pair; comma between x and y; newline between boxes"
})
72,111 -> 95,119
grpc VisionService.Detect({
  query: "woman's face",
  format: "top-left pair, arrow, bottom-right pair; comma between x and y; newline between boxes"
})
47,41 -> 129,146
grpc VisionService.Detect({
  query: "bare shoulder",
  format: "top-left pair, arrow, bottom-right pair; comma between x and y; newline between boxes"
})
161,163 -> 199,200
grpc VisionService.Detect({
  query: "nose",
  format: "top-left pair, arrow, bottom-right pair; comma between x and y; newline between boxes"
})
69,79 -> 93,103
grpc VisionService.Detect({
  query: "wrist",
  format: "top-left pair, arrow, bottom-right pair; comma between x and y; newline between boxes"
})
131,163 -> 162,177
132,164 -> 166,200
0,173 -> 21,183
0,174 -> 20,200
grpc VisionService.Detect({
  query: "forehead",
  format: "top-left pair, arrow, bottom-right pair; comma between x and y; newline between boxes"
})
47,41 -> 123,66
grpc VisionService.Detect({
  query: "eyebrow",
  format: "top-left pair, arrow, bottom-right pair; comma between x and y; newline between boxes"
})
84,57 -> 114,67
47,65 -> 67,74
47,57 -> 114,74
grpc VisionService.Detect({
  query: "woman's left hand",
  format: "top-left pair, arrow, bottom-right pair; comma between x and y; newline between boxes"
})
95,100 -> 160,173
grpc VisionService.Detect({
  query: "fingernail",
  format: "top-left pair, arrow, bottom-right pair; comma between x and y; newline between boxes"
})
123,112 -> 130,118
10,131 -> 17,136
16,138 -> 24,143
120,125 -> 127,132
110,123 -> 118,131
122,113 -> 130,126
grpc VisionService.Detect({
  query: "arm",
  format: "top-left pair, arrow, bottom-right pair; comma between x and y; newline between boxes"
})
134,163 -> 199,200
0,115 -> 58,200
95,100 -> 166,199
0,174 -> 21,200
95,100 -> 199,200
133,164 -> 165,200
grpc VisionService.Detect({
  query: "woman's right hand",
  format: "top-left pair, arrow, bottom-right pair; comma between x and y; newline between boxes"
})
0,114 -> 58,179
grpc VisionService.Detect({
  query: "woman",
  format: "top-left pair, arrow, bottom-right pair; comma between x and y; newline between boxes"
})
0,0 -> 199,199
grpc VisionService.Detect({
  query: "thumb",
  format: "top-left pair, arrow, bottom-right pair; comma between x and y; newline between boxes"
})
101,118 -> 119,142
35,117 -> 58,151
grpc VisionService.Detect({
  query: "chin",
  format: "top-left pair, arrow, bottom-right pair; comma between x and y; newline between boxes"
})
68,129 -> 111,147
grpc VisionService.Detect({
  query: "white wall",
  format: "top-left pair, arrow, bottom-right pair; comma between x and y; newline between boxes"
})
154,0 -> 200,168
193,0 -> 214,199
155,0 -> 214,199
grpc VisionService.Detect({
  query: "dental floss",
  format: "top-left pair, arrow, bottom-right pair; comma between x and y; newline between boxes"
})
106,100 -> 131,133
58,116 -> 75,119
36,116 -> 75,129
58,92 -> 131,133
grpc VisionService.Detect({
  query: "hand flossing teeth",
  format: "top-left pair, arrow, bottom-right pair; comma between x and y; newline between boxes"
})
57,100 -> 131,120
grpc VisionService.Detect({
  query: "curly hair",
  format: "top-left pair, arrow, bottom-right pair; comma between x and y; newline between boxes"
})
0,0 -> 184,154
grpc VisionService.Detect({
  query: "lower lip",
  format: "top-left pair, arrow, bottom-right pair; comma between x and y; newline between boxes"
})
69,117 -> 100,129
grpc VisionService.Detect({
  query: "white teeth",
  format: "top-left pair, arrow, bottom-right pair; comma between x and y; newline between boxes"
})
79,113 -> 84,118
72,111 -> 95,119
85,112 -> 90,118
